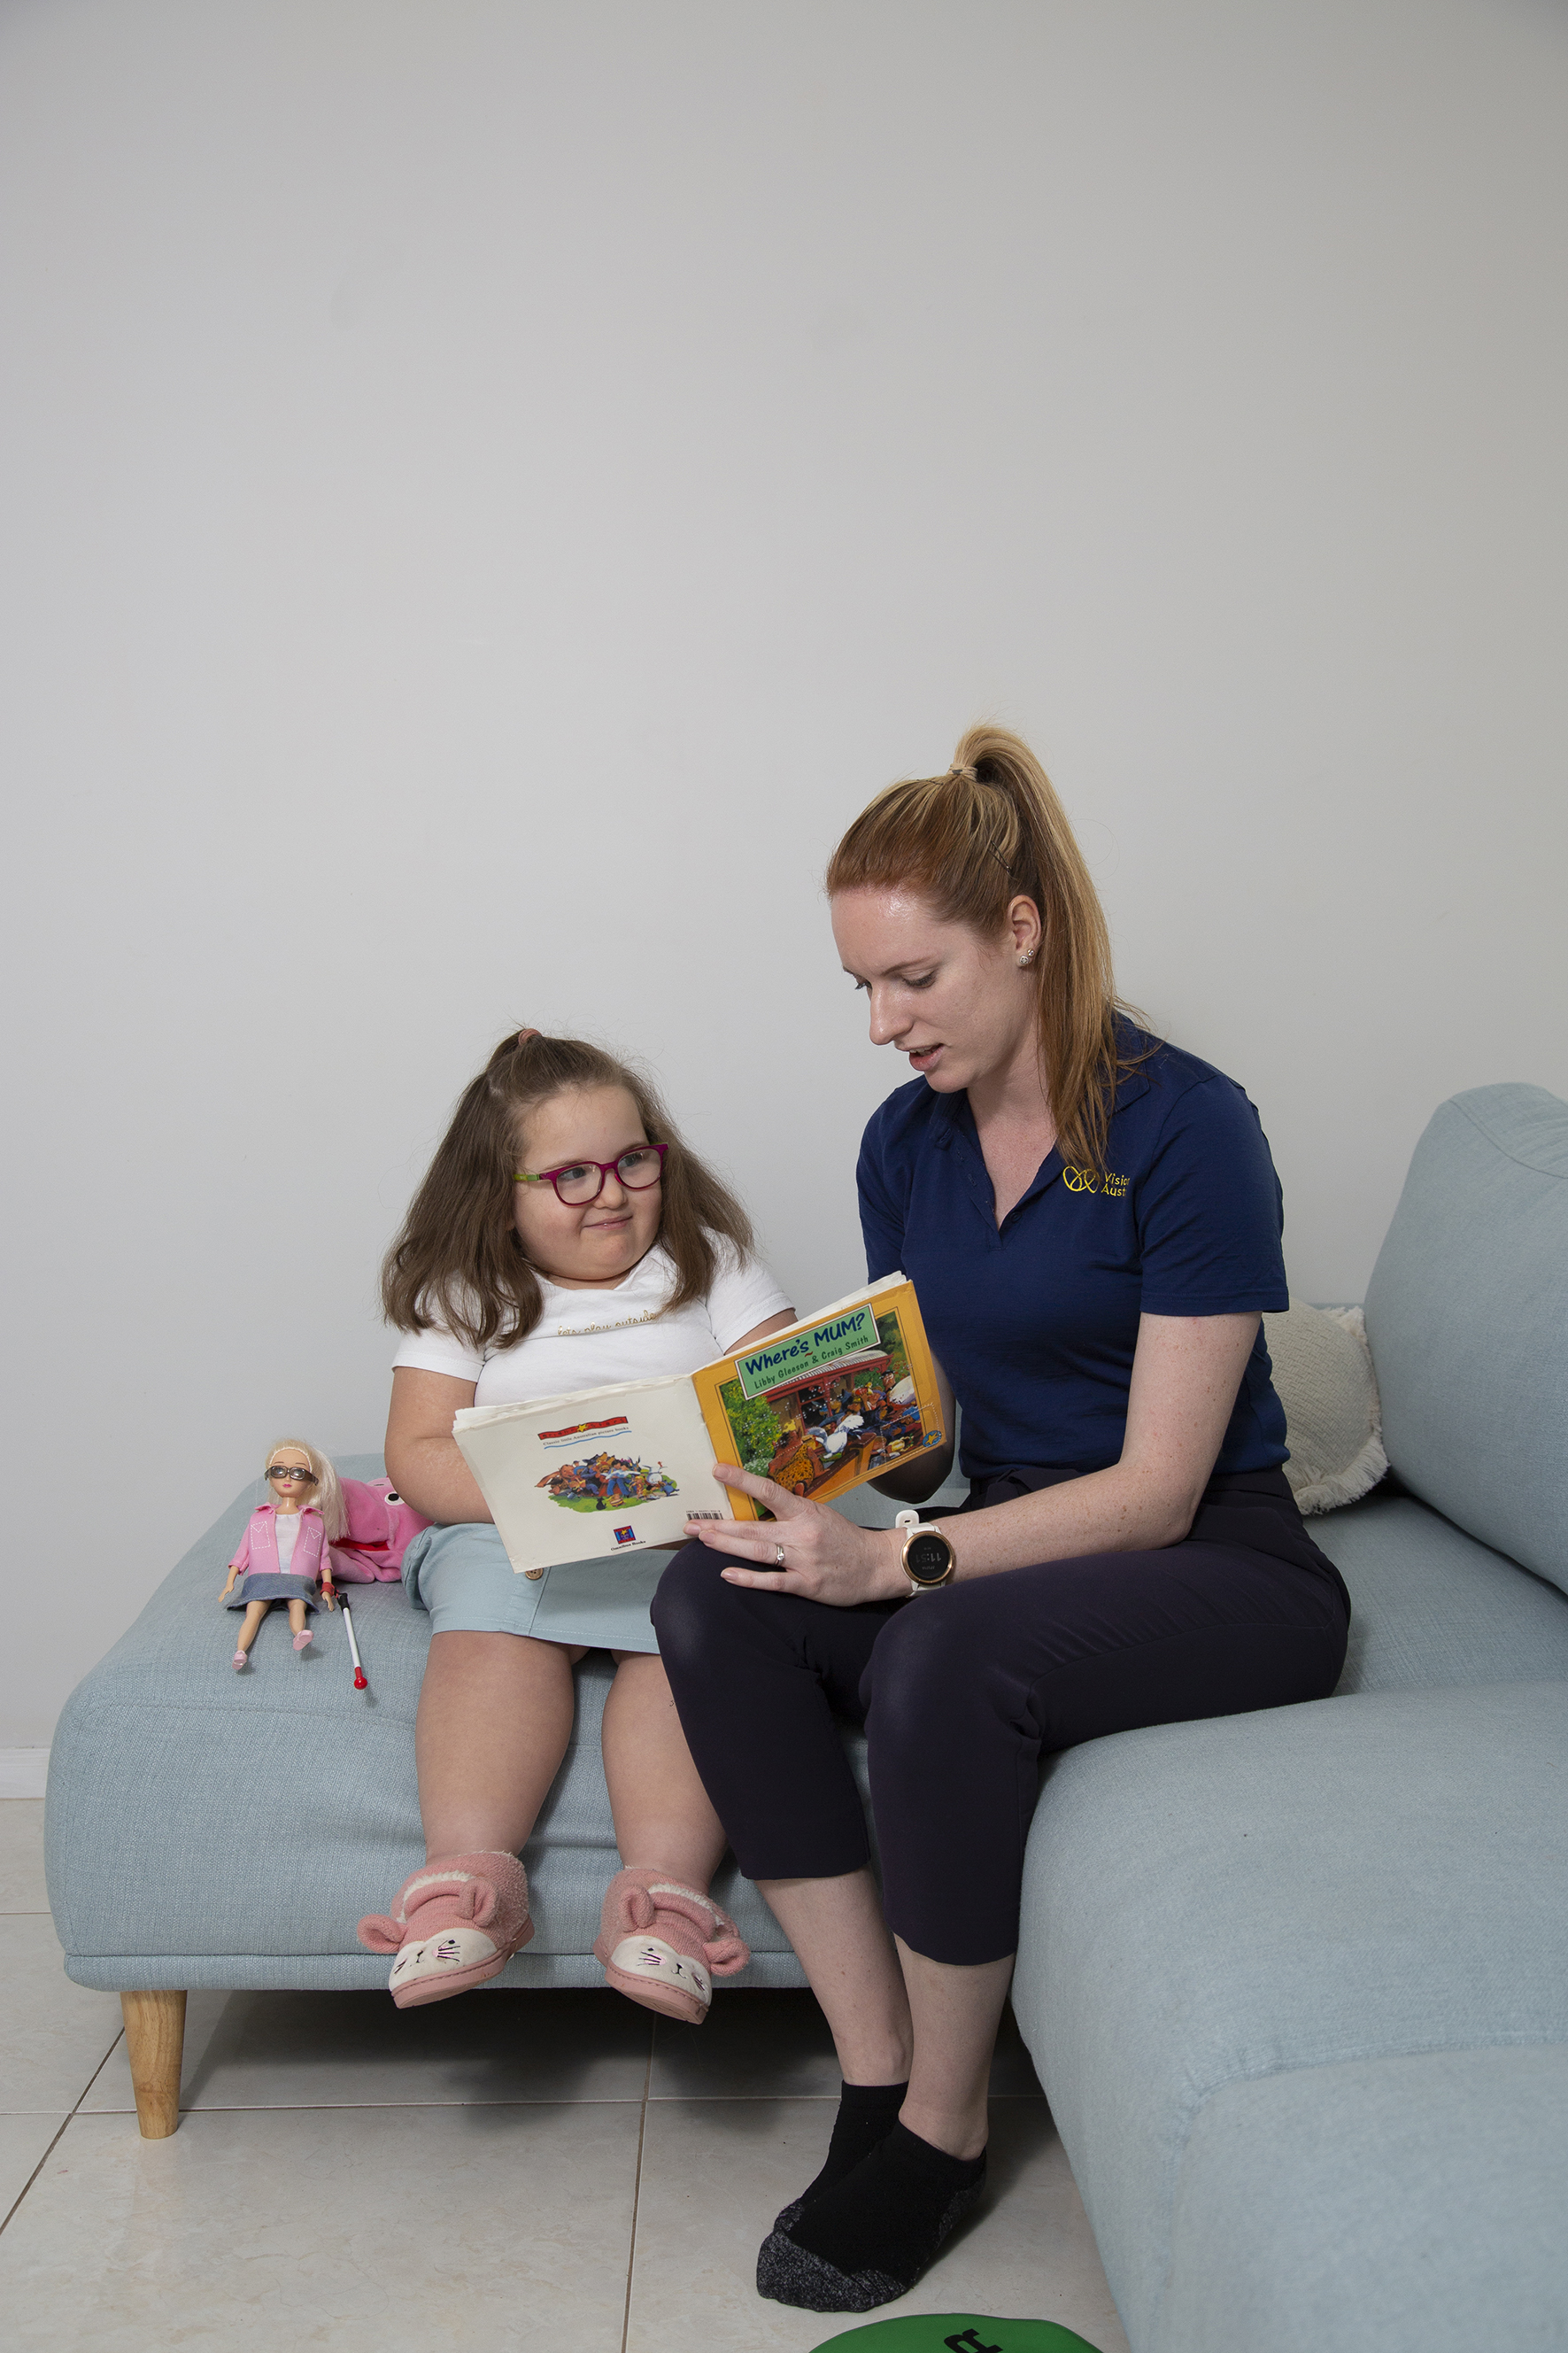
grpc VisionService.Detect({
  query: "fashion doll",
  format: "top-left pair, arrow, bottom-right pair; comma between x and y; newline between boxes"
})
221,1440 -> 346,1668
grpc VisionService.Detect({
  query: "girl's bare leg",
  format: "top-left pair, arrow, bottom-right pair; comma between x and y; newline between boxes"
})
287,1598 -> 307,1635
415,1631 -> 584,1861
757,1869 -> 914,2084
235,1600 -> 268,1654
602,1652 -> 728,1887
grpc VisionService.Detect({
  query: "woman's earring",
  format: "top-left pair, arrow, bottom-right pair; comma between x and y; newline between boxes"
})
1016,948 -> 1036,967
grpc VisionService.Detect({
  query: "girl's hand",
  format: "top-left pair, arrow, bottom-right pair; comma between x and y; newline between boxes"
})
684,1464 -> 908,1607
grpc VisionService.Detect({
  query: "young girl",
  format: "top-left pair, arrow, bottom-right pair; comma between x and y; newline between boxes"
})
356,1029 -> 795,2018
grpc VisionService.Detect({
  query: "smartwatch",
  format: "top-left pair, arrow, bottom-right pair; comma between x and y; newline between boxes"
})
894,1509 -> 957,1594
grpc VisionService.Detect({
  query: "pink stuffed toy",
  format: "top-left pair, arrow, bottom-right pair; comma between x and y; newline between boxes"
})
327,1477 -> 431,1583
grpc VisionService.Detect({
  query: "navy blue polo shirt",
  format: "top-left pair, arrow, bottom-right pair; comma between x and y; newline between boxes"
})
857,1034 -> 1290,1483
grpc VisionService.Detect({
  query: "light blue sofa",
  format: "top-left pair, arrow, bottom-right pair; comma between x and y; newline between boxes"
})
46,1083 -> 1568,2348
1012,1082 -> 1568,2352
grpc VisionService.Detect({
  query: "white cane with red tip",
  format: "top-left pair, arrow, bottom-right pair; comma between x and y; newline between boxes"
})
341,1602 -> 368,1691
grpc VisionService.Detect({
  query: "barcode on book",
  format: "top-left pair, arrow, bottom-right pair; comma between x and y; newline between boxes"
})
687,1510 -> 722,1520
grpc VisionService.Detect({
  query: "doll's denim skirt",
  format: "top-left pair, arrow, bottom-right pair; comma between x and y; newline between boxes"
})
400,1523 -> 663,1653
226,1573 -> 321,1612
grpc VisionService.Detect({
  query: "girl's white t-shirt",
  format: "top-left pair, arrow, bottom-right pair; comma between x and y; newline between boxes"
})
391,1242 -> 792,1411
273,1515 -> 301,1572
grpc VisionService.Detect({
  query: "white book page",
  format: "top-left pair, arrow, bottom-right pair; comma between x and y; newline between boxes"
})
453,1376 -> 726,1575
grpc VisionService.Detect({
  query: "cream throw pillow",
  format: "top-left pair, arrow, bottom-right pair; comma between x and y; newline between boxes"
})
1262,1298 -> 1387,1516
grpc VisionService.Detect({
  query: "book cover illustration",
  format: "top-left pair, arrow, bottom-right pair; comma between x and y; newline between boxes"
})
452,1275 -> 946,1575
691,1282 -> 946,1521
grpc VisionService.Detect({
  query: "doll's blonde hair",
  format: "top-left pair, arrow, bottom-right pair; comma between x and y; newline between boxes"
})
265,1440 -> 347,1542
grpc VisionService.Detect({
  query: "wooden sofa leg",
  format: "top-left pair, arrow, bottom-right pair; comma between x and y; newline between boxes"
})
120,1990 -> 187,2138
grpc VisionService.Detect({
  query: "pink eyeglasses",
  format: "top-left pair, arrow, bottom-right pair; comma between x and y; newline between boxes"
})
513,1143 -> 668,1206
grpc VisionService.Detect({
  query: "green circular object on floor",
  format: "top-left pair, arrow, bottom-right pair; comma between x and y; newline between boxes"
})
810,2319 -> 1105,2353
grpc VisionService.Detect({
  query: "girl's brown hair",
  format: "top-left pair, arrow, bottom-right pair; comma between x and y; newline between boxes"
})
824,724 -> 1151,1174
382,1032 -> 754,1353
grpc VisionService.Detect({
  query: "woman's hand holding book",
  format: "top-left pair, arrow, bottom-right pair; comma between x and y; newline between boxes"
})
684,1463 -> 910,1607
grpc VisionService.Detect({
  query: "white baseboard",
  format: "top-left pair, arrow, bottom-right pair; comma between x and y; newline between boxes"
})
0,1749 -> 50,1799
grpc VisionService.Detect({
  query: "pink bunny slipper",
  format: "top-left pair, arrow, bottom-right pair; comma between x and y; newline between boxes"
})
593,1868 -> 750,2024
357,1851 -> 533,2009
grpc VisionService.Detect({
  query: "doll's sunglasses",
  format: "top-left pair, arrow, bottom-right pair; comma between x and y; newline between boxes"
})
513,1142 -> 668,1206
266,1466 -> 318,1484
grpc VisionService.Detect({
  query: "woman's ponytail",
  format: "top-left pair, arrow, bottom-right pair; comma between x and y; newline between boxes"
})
825,725 -> 1150,1173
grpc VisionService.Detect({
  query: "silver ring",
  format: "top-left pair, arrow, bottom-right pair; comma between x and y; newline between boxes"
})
775,1543 -> 786,1567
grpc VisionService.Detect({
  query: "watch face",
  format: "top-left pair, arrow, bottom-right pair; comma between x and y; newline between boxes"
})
905,1530 -> 953,1583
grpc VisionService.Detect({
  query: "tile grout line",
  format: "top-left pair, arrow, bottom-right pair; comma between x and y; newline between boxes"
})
620,2022 -> 655,2353
0,2115 -> 73,2237
0,2023 -> 126,2239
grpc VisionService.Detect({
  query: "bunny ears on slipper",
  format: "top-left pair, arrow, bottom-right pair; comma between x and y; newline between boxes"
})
594,1868 -> 750,2025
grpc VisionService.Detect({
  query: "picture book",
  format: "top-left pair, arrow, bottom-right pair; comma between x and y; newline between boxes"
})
452,1273 -> 946,1577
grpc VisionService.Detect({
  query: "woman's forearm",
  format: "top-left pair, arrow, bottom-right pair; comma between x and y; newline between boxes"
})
919,1314 -> 1259,1588
929,1459 -> 1195,1586
384,1434 -> 493,1526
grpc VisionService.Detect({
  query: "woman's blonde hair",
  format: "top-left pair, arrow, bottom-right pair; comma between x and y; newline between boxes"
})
381,1031 -> 754,1354
824,724 -> 1151,1173
264,1441 -> 347,1543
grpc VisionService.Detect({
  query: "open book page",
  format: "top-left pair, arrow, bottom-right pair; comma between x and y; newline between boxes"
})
453,1377 -> 724,1576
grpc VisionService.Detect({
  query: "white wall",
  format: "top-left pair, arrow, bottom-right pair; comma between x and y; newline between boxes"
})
3,0 -> 1564,1745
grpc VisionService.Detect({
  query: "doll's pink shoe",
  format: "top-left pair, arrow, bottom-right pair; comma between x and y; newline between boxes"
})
593,1868 -> 750,2024
292,1629 -> 313,1651
231,1651 -> 248,1670
357,1852 -> 533,2009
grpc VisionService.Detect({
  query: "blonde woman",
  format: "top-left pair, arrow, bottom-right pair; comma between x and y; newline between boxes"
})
655,726 -> 1350,2314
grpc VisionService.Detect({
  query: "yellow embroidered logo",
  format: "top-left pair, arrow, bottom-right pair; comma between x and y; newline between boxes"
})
1064,1167 -> 1130,1198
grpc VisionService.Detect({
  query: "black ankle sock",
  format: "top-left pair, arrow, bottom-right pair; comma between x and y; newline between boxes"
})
775,2079 -> 908,2228
760,2120 -> 987,2313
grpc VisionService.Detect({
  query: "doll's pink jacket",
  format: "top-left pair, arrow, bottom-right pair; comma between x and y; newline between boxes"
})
228,1505 -> 329,1583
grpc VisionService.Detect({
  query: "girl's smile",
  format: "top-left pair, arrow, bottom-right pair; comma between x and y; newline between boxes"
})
511,1084 -> 664,1289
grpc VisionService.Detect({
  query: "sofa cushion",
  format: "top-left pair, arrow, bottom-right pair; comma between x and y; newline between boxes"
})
1316,1490 -> 1568,1691
1154,2044 -> 1568,2353
1011,1681 -> 1568,2353
1262,1299 -> 1386,1514
1364,1083 -> 1568,1596
45,1462 -> 840,1989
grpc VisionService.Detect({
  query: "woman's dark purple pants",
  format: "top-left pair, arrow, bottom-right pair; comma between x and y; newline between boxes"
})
650,1468 -> 1349,1966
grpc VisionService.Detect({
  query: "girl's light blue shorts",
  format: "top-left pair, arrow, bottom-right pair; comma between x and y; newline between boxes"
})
401,1523 -> 664,1653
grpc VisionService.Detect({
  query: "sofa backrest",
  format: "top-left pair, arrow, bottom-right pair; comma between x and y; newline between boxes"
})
1364,1084 -> 1568,1598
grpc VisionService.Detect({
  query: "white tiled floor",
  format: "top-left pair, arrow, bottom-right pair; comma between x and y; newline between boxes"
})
1,1800 -> 1130,2352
